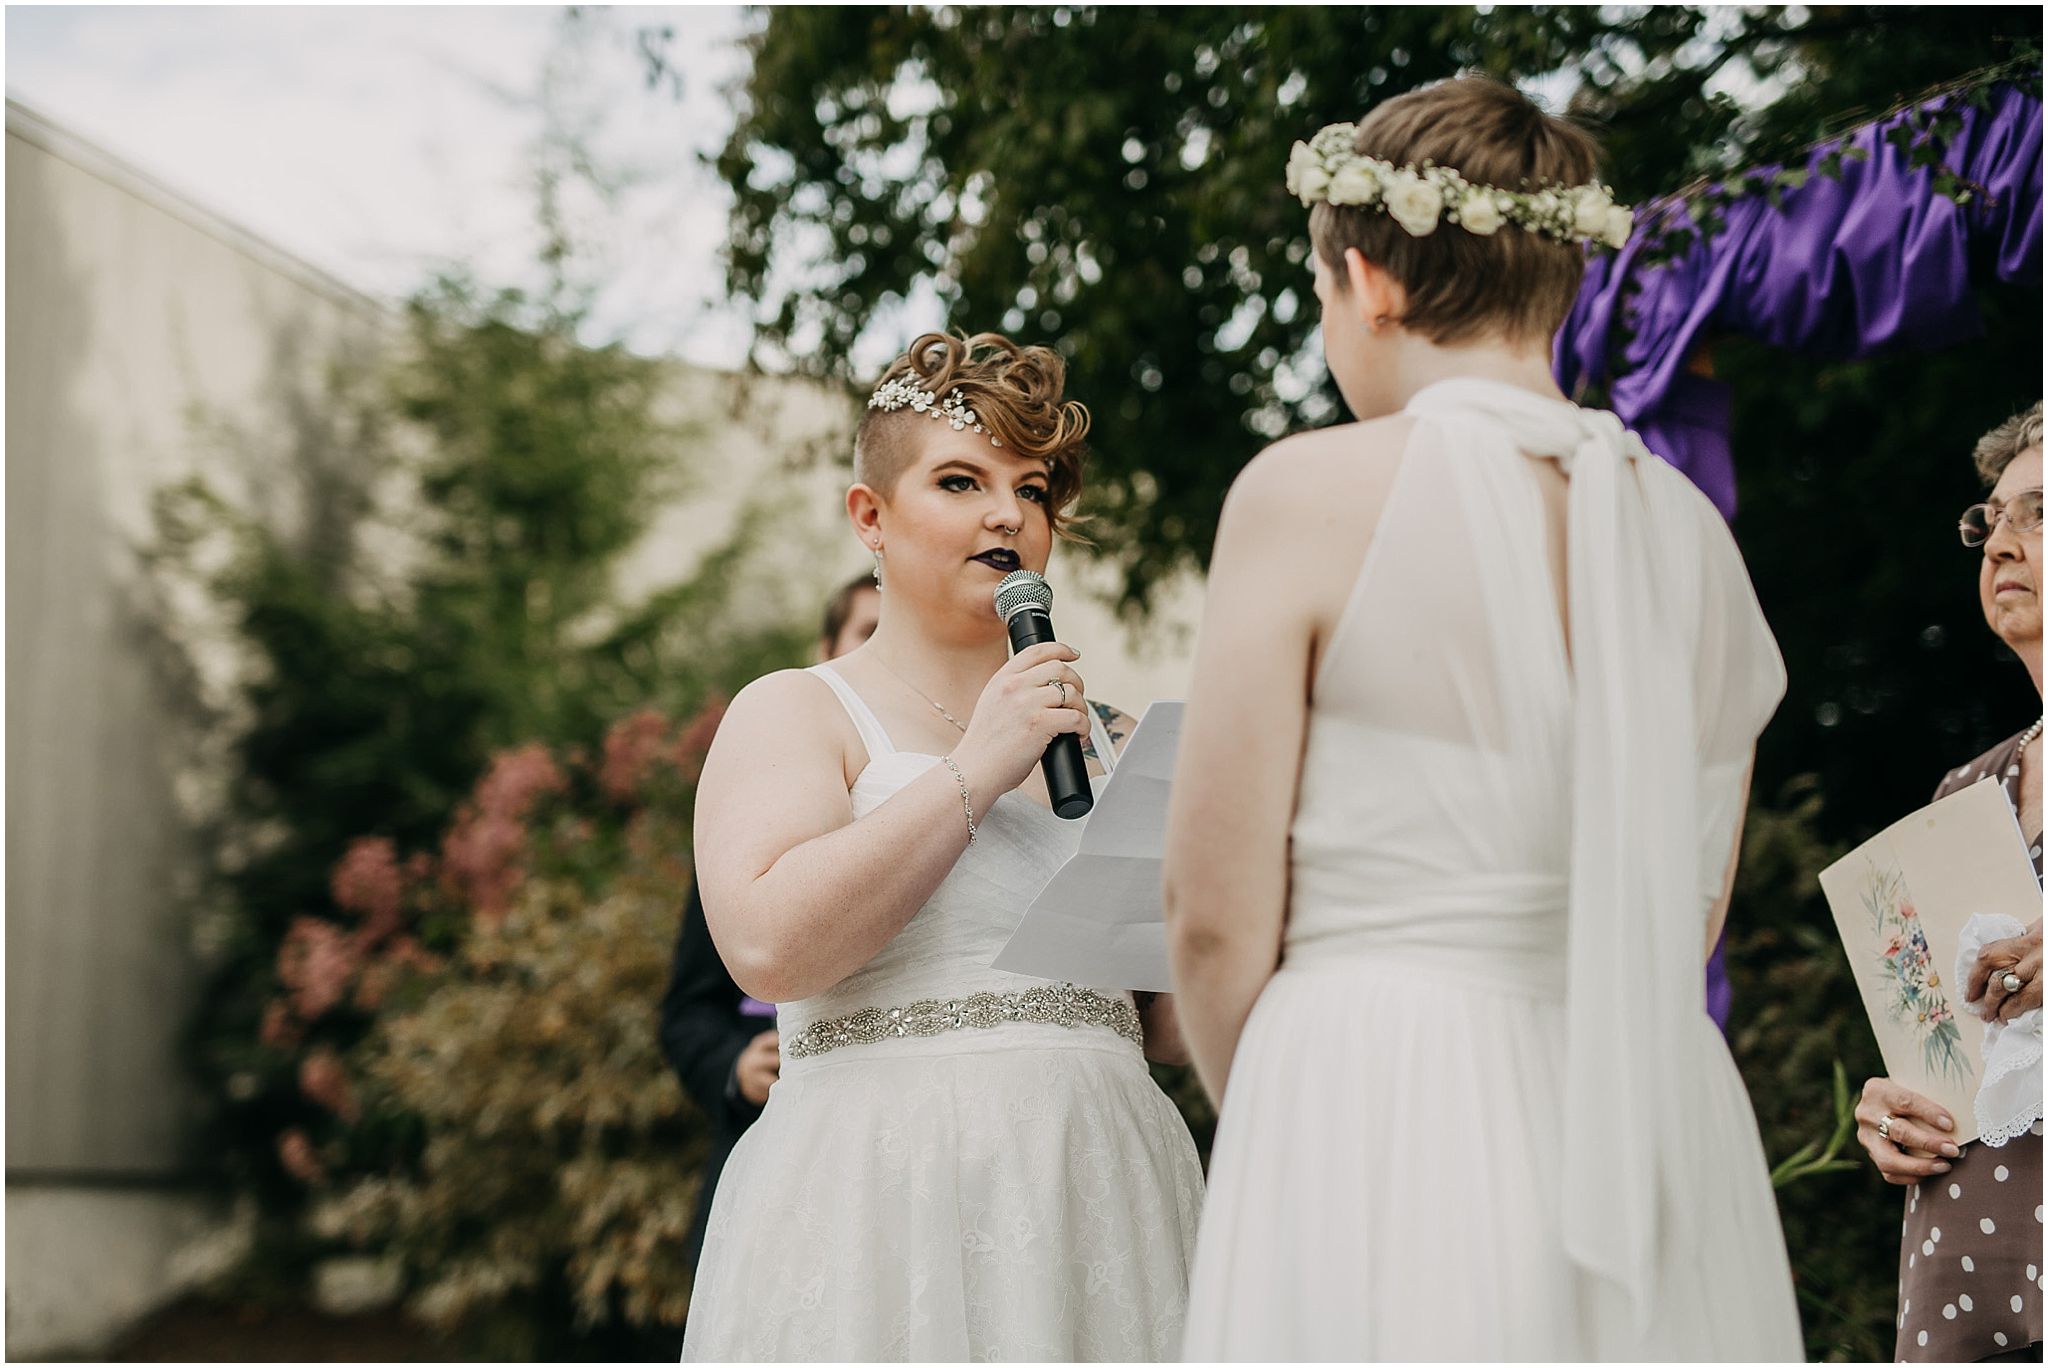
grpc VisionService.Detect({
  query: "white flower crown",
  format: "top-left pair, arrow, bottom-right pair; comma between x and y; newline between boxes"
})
1286,121 -> 1634,251
867,377 -> 1001,446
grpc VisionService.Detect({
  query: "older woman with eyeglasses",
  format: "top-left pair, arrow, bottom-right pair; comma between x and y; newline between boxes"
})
1854,401 -> 2043,1363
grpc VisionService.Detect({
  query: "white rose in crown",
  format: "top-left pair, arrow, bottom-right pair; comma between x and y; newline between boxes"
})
1383,171 -> 1445,236
1458,190 -> 1506,236
1572,185 -> 1615,238
1286,142 -> 1327,202
1602,204 -> 1634,250
1328,160 -> 1379,206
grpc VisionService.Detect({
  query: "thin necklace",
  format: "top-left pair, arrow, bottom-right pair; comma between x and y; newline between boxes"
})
870,654 -> 970,734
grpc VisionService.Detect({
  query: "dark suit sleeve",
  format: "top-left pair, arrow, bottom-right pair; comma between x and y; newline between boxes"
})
658,879 -> 764,1129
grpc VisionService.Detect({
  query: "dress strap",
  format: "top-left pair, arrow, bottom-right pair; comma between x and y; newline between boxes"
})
1086,702 -> 1118,775
806,663 -> 897,757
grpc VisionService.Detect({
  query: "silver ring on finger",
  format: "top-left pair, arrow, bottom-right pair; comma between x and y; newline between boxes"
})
1877,1113 -> 1895,1141
1051,679 -> 1069,706
2001,970 -> 2023,994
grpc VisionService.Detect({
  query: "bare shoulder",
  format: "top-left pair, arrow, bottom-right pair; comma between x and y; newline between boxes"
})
725,666 -> 835,722
1222,415 -> 1420,534
1203,416 -> 1421,670
711,668 -> 859,767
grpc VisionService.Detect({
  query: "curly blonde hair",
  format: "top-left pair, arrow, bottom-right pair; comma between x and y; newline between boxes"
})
854,331 -> 1091,538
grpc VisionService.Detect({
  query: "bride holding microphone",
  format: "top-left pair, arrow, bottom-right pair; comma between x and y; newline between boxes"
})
681,331 -> 1202,1361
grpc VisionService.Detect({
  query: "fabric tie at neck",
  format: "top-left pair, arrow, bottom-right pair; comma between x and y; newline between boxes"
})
1405,378 -> 1704,1332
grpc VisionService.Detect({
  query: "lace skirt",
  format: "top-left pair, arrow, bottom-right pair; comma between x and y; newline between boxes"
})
680,1022 -> 1203,1362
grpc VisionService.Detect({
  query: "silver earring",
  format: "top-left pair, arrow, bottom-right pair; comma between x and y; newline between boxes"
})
871,546 -> 883,591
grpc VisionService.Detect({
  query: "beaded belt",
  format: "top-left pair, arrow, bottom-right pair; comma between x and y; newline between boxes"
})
781,983 -> 1143,1060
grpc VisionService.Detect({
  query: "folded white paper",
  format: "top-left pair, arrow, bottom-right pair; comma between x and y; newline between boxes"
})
991,701 -> 1184,991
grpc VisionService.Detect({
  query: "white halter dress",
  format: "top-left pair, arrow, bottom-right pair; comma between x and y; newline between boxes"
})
682,663 -> 1204,1362
1179,379 -> 1804,1361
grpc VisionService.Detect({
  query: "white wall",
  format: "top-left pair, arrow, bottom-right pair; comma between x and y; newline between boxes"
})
6,97 -> 397,1357
6,99 -> 393,1177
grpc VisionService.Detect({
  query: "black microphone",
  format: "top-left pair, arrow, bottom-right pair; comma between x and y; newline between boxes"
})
994,570 -> 1093,819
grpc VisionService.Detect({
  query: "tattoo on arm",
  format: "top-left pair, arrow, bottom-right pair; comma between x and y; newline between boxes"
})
1084,701 -> 1130,763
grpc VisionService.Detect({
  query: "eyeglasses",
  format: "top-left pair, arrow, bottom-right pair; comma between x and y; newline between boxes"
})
1958,488 -> 2044,547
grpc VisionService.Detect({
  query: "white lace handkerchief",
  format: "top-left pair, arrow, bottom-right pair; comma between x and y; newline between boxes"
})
1956,913 -> 2044,1146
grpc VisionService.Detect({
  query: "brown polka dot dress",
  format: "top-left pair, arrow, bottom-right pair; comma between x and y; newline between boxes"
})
1895,728 -> 2044,1363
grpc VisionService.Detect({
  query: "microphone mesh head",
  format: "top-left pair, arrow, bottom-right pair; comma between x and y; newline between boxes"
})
994,569 -> 1053,620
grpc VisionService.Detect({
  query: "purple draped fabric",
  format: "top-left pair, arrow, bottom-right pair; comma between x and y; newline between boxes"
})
1553,83 -> 2041,1032
1706,929 -> 1733,1027
1556,82 -> 2044,518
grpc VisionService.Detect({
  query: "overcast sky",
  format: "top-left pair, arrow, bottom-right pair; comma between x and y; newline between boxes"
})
7,4 -> 761,366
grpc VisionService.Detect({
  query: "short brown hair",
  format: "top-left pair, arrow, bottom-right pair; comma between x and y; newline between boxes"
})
1972,401 -> 2043,487
1310,76 -> 1602,346
854,331 -> 1091,539
818,571 -> 876,650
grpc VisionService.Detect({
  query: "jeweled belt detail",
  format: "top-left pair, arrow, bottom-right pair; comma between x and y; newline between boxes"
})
782,983 -> 1142,1060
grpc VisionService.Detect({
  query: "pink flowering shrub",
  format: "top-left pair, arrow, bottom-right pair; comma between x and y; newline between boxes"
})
600,707 -> 671,804
278,1128 -> 326,1186
439,744 -> 570,924
298,1047 -> 360,1125
277,917 -> 361,1021
331,837 -> 405,947
250,697 -> 726,1339
671,695 -> 727,784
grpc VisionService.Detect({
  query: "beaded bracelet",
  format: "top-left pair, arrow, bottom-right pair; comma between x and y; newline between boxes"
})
940,755 -> 978,846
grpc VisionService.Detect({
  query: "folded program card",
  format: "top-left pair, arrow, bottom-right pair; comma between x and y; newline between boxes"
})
991,701 -> 1184,992
1818,777 -> 2042,1145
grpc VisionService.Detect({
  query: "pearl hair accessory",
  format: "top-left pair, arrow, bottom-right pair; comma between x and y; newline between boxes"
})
867,377 -> 1001,446
1286,121 -> 1635,251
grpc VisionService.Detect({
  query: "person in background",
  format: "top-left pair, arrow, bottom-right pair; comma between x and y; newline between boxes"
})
1855,400 -> 2042,1363
657,571 -> 880,1271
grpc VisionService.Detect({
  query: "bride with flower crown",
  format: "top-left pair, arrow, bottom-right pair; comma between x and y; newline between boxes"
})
1164,76 -> 1803,1360
681,332 -> 1202,1361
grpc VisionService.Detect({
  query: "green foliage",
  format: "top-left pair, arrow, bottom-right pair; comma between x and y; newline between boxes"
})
1725,775 -> 1904,1361
1721,291 -> 2043,855
305,725 -> 712,1357
701,5 -> 2037,614
152,273 -> 808,1254
713,6 -> 1598,609
1769,1060 -> 1862,1190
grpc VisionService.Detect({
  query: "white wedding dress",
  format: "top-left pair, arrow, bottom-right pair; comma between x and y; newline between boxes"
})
1180,380 -> 1805,1361
682,664 -> 1204,1362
